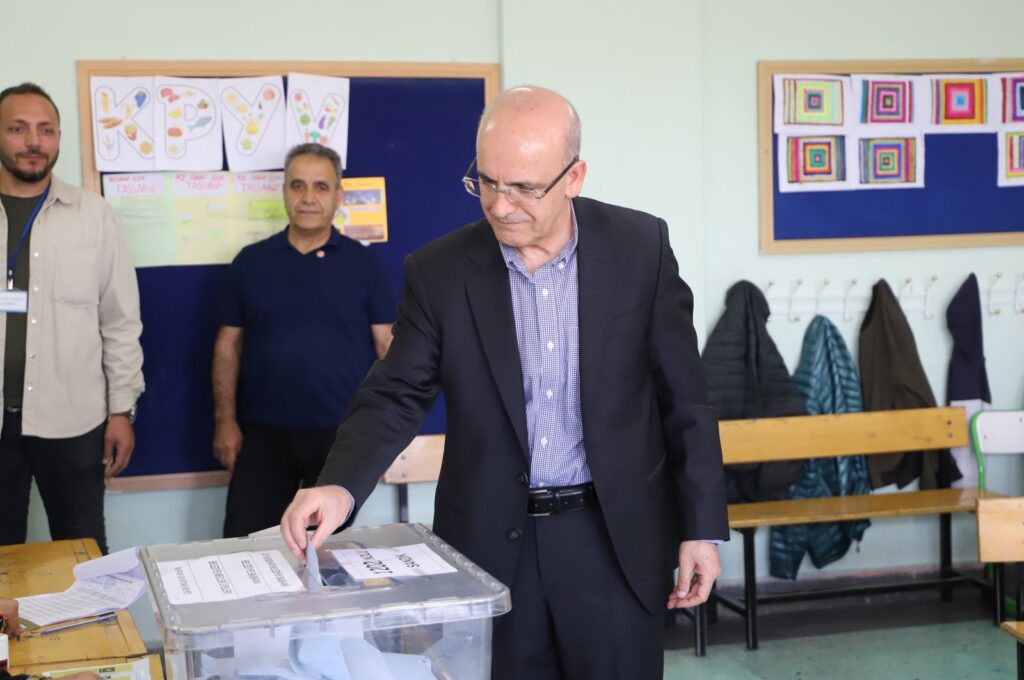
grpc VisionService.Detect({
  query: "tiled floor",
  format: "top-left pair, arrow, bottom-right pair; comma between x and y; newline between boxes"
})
662,585 -> 1016,679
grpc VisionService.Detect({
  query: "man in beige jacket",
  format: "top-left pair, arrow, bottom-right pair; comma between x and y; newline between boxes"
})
0,83 -> 143,554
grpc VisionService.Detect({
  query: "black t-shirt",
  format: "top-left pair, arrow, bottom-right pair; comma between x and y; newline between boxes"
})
0,193 -> 38,408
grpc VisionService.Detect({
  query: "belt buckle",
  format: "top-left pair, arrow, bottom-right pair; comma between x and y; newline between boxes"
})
528,489 -> 556,517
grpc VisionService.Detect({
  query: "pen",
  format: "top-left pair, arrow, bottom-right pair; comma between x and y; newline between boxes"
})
37,613 -> 117,636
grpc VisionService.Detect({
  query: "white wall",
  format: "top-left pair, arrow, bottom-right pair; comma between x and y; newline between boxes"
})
6,0 -> 1024,645
699,0 -> 1024,581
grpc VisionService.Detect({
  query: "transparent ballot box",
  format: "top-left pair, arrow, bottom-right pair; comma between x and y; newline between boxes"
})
140,523 -> 511,680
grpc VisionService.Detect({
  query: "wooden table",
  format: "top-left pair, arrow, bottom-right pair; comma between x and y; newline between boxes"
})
17,653 -> 164,679
0,539 -> 149,669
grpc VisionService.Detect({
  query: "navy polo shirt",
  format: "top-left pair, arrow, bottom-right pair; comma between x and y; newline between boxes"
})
219,228 -> 397,429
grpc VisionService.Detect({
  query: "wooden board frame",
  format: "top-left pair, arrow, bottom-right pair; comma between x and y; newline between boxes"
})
77,60 -> 500,492
759,58 -> 1024,254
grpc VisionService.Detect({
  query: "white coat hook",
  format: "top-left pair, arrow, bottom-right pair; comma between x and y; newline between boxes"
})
788,278 -> 804,322
1015,274 -> 1024,314
764,279 -> 776,323
815,278 -> 831,315
988,272 -> 1004,315
898,277 -> 913,309
843,278 -> 858,322
922,275 -> 938,319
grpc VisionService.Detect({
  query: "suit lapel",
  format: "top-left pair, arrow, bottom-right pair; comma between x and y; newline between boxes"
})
465,224 -> 530,458
574,200 -> 615,446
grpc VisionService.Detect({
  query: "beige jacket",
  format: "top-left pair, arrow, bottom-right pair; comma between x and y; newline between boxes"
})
0,175 -> 144,438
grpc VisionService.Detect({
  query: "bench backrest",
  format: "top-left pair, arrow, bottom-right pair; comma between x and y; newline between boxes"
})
381,407 -> 968,485
977,497 -> 1024,563
719,407 -> 967,465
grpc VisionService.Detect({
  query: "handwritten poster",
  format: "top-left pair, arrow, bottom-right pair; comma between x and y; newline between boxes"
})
153,76 -> 223,171
218,76 -> 287,172
285,72 -> 350,167
104,171 -> 285,267
90,76 -> 156,172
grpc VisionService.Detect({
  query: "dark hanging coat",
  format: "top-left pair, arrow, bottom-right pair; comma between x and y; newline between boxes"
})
945,273 -> 991,485
859,280 -> 961,489
770,315 -> 871,579
702,281 -> 806,503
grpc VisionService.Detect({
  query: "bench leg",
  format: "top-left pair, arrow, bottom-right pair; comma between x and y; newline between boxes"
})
693,603 -> 707,657
742,528 -> 758,650
995,563 -> 1005,624
939,512 -> 953,602
1018,564 -> 1024,680
708,581 -> 719,625
398,484 -> 409,523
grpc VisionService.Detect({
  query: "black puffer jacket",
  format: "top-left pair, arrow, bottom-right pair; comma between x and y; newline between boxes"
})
702,281 -> 807,502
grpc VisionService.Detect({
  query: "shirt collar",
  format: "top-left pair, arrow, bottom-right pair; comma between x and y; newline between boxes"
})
499,201 -> 579,273
35,175 -> 76,206
277,225 -> 344,250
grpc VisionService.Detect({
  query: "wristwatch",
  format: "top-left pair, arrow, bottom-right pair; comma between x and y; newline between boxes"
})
114,404 -> 138,424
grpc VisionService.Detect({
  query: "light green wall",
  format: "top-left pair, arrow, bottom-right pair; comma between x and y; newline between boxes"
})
7,0 -> 1024,646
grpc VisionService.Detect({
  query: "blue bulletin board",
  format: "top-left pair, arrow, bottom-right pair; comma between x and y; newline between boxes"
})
758,59 -> 1024,254
76,61 -> 499,490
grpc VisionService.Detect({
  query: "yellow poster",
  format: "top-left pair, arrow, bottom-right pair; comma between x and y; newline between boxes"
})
336,176 -> 388,243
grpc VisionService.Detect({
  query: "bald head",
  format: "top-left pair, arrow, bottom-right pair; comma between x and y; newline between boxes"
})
477,86 -> 581,165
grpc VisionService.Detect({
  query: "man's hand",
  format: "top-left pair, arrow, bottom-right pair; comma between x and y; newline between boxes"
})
0,597 -> 23,638
280,486 -> 354,560
103,415 -> 135,479
213,420 -> 243,472
667,540 -> 721,609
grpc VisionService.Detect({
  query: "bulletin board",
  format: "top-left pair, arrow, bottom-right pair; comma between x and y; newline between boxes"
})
759,58 -> 1024,254
76,60 -> 499,491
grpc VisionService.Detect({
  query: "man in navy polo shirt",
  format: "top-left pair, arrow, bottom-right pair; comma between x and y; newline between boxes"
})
212,143 -> 396,538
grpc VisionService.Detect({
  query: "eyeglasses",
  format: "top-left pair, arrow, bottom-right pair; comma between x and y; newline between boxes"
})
462,156 -> 579,204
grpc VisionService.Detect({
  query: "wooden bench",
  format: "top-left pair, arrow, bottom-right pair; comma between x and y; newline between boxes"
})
976,497 -> 1024,680
380,406 -> 995,654
712,406 -> 999,653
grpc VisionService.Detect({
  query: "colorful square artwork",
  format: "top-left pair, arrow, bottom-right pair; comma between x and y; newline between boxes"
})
860,79 -> 912,123
783,78 -> 844,125
1005,131 -> 1024,179
932,78 -> 987,125
1001,76 -> 1024,123
859,138 -> 917,184
787,136 -> 846,183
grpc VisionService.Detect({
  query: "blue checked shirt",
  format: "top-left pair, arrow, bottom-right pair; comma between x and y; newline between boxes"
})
499,212 -> 591,489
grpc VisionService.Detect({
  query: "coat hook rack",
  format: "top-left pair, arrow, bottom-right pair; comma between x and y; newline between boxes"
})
988,272 -> 1004,315
843,278 -> 858,322
922,275 -> 938,319
789,278 -> 803,323
815,278 -> 831,315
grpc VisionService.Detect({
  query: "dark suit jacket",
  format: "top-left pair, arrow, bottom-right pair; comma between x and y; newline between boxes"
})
318,197 -> 729,614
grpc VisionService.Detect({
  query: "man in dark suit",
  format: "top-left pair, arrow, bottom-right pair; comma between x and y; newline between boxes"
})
281,85 -> 729,679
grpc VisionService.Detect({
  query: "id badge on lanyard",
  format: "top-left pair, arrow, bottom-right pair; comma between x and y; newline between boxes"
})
2,185 -> 48,314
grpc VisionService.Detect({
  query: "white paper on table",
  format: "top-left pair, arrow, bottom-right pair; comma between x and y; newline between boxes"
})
153,76 -> 224,171
73,546 -> 141,581
156,550 -> 305,605
219,76 -> 287,172
331,543 -> 457,581
90,76 -> 156,172
285,73 -> 350,167
16,572 -> 146,627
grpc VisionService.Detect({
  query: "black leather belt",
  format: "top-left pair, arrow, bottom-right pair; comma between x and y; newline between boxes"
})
527,483 -> 597,516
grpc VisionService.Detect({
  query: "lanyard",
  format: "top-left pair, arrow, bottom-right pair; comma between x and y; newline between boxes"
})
7,183 -> 49,291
